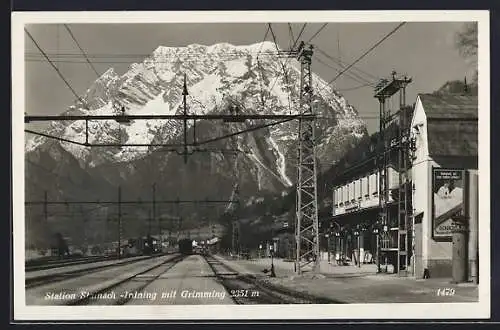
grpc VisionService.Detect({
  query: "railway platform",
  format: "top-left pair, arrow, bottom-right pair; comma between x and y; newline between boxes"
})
216,255 -> 479,303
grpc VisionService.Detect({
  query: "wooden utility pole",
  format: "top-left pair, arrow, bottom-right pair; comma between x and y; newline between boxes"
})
44,191 -> 48,224
118,186 -> 122,259
153,183 -> 158,247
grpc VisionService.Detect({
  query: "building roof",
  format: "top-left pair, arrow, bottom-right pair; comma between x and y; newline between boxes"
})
419,93 -> 478,120
418,94 -> 478,157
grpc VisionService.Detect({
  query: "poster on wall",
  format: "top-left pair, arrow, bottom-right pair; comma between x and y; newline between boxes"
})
432,168 -> 466,240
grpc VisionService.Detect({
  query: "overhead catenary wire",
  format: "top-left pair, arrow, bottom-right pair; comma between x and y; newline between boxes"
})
256,24 -> 271,57
317,22 -> 407,95
315,46 -> 380,82
264,23 -> 304,109
287,23 -> 295,48
305,23 -> 329,44
63,24 -> 100,77
268,23 -> 293,112
264,22 -> 329,110
293,23 -> 307,49
313,55 -> 375,89
25,50 -> 288,59
24,28 -> 88,108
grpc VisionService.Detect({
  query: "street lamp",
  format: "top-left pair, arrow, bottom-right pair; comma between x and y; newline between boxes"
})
334,231 -> 341,265
372,221 -> 383,273
269,243 -> 276,277
325,233 -> 330,263
353,228 -> 361,268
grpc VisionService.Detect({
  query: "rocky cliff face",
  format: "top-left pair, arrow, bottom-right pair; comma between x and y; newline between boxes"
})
25,42 -> 367,246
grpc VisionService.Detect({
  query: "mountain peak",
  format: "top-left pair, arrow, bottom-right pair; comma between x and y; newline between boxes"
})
28,40 -> 366,171
98,67 -> 118,80
151,41 -> 280,57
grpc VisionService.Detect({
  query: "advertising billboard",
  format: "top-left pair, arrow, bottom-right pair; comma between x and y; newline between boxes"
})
432,168 -> 466,240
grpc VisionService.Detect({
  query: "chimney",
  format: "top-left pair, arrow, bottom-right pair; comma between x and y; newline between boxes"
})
463,76 -> 469,94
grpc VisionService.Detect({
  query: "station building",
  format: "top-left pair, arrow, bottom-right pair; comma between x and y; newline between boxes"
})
330,92 -> 479,281
330,112 -> 407,268
410,93 -> 478,281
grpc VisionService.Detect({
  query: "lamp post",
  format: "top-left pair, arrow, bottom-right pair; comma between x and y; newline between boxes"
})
373,222 -> 380,272
353,227 -> 360,268
334,232 -> 341,265
325,233 -> 330,263
270,243 -> 276,277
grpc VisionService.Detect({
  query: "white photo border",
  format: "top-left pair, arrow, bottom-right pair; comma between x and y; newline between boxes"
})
12,10 -> 491,321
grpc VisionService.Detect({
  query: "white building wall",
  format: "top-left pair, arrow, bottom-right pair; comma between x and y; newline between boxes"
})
411,96 -> 455,276
411,97 -> 430,271
369,172 -> 378,197
353,182 -> 357,204
343,184 -> 348,205
355,179 -> 361,201
388,166 -> 399,190
361,176 -> 368,198
333,169 -> 387,216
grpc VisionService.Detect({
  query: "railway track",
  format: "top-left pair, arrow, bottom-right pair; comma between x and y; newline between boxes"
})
25,254 -> 166,288
26,253 -> 166,272
67,254 -> 186,305
26,256 -> 111,272
203,254 -> 342,304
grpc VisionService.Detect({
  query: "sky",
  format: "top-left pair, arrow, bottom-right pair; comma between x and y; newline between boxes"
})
23,22 -> 477,134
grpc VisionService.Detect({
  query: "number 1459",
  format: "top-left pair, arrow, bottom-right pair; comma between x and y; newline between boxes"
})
436,288 -> 456,296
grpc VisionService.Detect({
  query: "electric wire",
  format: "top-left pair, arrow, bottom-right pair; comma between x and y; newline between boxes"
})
264,23 -> 304,109
305,23 -> 329,44
24,28 -> 88,108
63,24 -> 100,77
317,22 -> 407,95
287,23 -> 295,48
315,46 -> 380,81
313,55 -> 375,89
268,23 -> 293,113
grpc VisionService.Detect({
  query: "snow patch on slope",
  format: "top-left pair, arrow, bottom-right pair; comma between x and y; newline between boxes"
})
189,74 -> 224,112
226,59 -> 248,77
248,152 -> 290,188
268,136 -> 292,187
28,41 -> 367,172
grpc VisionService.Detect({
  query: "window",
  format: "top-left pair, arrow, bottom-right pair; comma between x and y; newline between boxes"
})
357,179 -> 362,200
344,184 -> 350,205
365,175 -> 370,198
371,171 -> 378,196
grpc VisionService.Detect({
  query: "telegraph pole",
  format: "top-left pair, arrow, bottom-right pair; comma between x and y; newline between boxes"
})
148,210 -> 152,237
295,42 -> 320,275
118,186 -> 122,259
43,191 -> 48,224
153,183 -> 158,249
183,74 -> 189,164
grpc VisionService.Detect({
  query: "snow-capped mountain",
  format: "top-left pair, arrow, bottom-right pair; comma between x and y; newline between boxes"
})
25,42 -> 366,246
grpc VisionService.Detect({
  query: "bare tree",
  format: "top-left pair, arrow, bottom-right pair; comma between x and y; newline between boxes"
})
455,22 -> 478,59
455,22 -> 478,82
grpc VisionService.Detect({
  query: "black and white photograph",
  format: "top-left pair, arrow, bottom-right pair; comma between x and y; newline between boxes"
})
12,11 -> 490,320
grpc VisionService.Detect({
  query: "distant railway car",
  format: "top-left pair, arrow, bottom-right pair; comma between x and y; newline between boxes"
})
50,233 -> 70,259
178,239 -> 193,255
123,239 -> 140,257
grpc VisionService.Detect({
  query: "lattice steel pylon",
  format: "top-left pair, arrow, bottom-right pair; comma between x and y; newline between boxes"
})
374,72 -> 412,274
295,43 -> 320,275
232,183 -> 241,256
